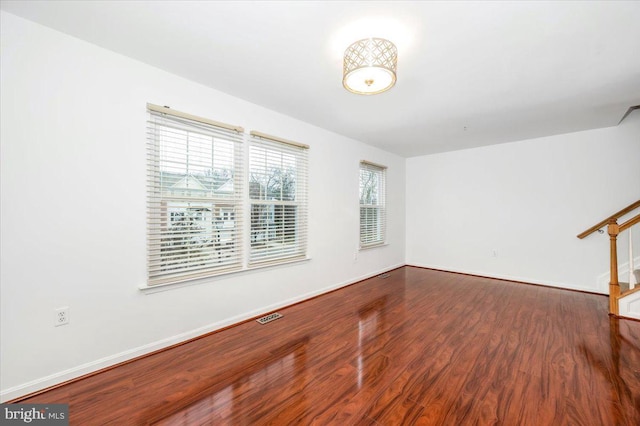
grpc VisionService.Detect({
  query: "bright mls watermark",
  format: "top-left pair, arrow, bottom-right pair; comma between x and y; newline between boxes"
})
0,404 -> 68,425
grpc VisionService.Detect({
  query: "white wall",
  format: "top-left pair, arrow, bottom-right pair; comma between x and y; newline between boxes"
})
406,112 -> 640,293
0,12 -> 405,401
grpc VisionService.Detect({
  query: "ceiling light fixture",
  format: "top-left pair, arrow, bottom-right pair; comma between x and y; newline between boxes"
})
343,38 -> 397,95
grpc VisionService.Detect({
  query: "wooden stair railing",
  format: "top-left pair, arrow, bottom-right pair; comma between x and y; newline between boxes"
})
577,200 -> 640,239
578,200 -> 640,316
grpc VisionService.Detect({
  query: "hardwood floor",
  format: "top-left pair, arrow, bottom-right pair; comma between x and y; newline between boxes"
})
16,267 -> 640,425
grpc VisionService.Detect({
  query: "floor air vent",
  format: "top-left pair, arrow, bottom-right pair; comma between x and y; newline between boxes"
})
256,312 -> 283,325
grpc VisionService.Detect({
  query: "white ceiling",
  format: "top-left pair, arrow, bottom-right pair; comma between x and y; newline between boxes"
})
2,1 -> 639,157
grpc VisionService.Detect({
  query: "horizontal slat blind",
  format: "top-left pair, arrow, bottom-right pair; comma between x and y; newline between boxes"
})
147,108 -> 243,285
360,161 -> 386,248
249,134 -> 308,266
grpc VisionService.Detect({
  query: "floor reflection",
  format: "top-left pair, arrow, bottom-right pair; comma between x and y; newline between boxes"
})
357,296 -> 388,388
143,275 -> 409,424
579,317 -> 640,425
150,336 -> 309,425
607,317 -> 640,424
354,275 -> 408,390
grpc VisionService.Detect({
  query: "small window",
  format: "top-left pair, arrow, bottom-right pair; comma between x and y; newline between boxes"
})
146,105 -> 244,286
249,132 -> 308,266
359,161 -> 386,248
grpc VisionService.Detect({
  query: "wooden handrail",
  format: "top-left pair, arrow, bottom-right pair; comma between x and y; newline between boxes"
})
619,213 -> 640,233
577,199 -> 640,239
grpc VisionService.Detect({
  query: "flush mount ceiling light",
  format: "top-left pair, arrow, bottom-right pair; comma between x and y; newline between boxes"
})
343,38 -> 398,95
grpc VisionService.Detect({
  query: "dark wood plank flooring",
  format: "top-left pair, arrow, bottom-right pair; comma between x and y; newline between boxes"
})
16,267 -> 640,425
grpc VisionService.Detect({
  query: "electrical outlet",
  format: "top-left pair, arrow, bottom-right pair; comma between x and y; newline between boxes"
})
54,307 -> 69,327
492,249 -> 498,257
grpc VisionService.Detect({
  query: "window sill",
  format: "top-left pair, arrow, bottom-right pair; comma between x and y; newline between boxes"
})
247,256 -> 310,270
139,257 -> 311,294
359,243 -> 388,251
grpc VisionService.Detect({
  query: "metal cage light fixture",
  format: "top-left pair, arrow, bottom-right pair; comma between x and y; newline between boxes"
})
343,38 -> 397,95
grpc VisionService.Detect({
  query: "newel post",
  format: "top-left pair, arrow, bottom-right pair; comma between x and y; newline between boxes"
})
608,219 -> 620,315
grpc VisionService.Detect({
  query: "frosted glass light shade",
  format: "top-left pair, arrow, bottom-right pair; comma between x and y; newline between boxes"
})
343,38 -> 397,95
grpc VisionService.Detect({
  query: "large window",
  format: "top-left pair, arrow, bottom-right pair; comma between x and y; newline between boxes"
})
147,104 -> 244,286
249,132 -> 308,266
359,161 -> 386,248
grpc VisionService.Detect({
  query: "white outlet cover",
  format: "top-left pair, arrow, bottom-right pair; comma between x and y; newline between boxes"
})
54,307 -> 69,326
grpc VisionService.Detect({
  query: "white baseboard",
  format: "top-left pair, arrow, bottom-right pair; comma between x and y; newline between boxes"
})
406,262 -> 606,295
0,263 -> 404,402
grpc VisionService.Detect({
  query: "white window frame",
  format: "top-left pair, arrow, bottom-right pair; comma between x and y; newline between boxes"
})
248,131 -> 309,267
359,161 -> 387,249
146,104 -> 244,286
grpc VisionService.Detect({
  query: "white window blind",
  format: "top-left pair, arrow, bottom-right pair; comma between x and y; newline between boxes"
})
249,132 -> 308,266
359,161 -> 386,248
147,104 -> 244,286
